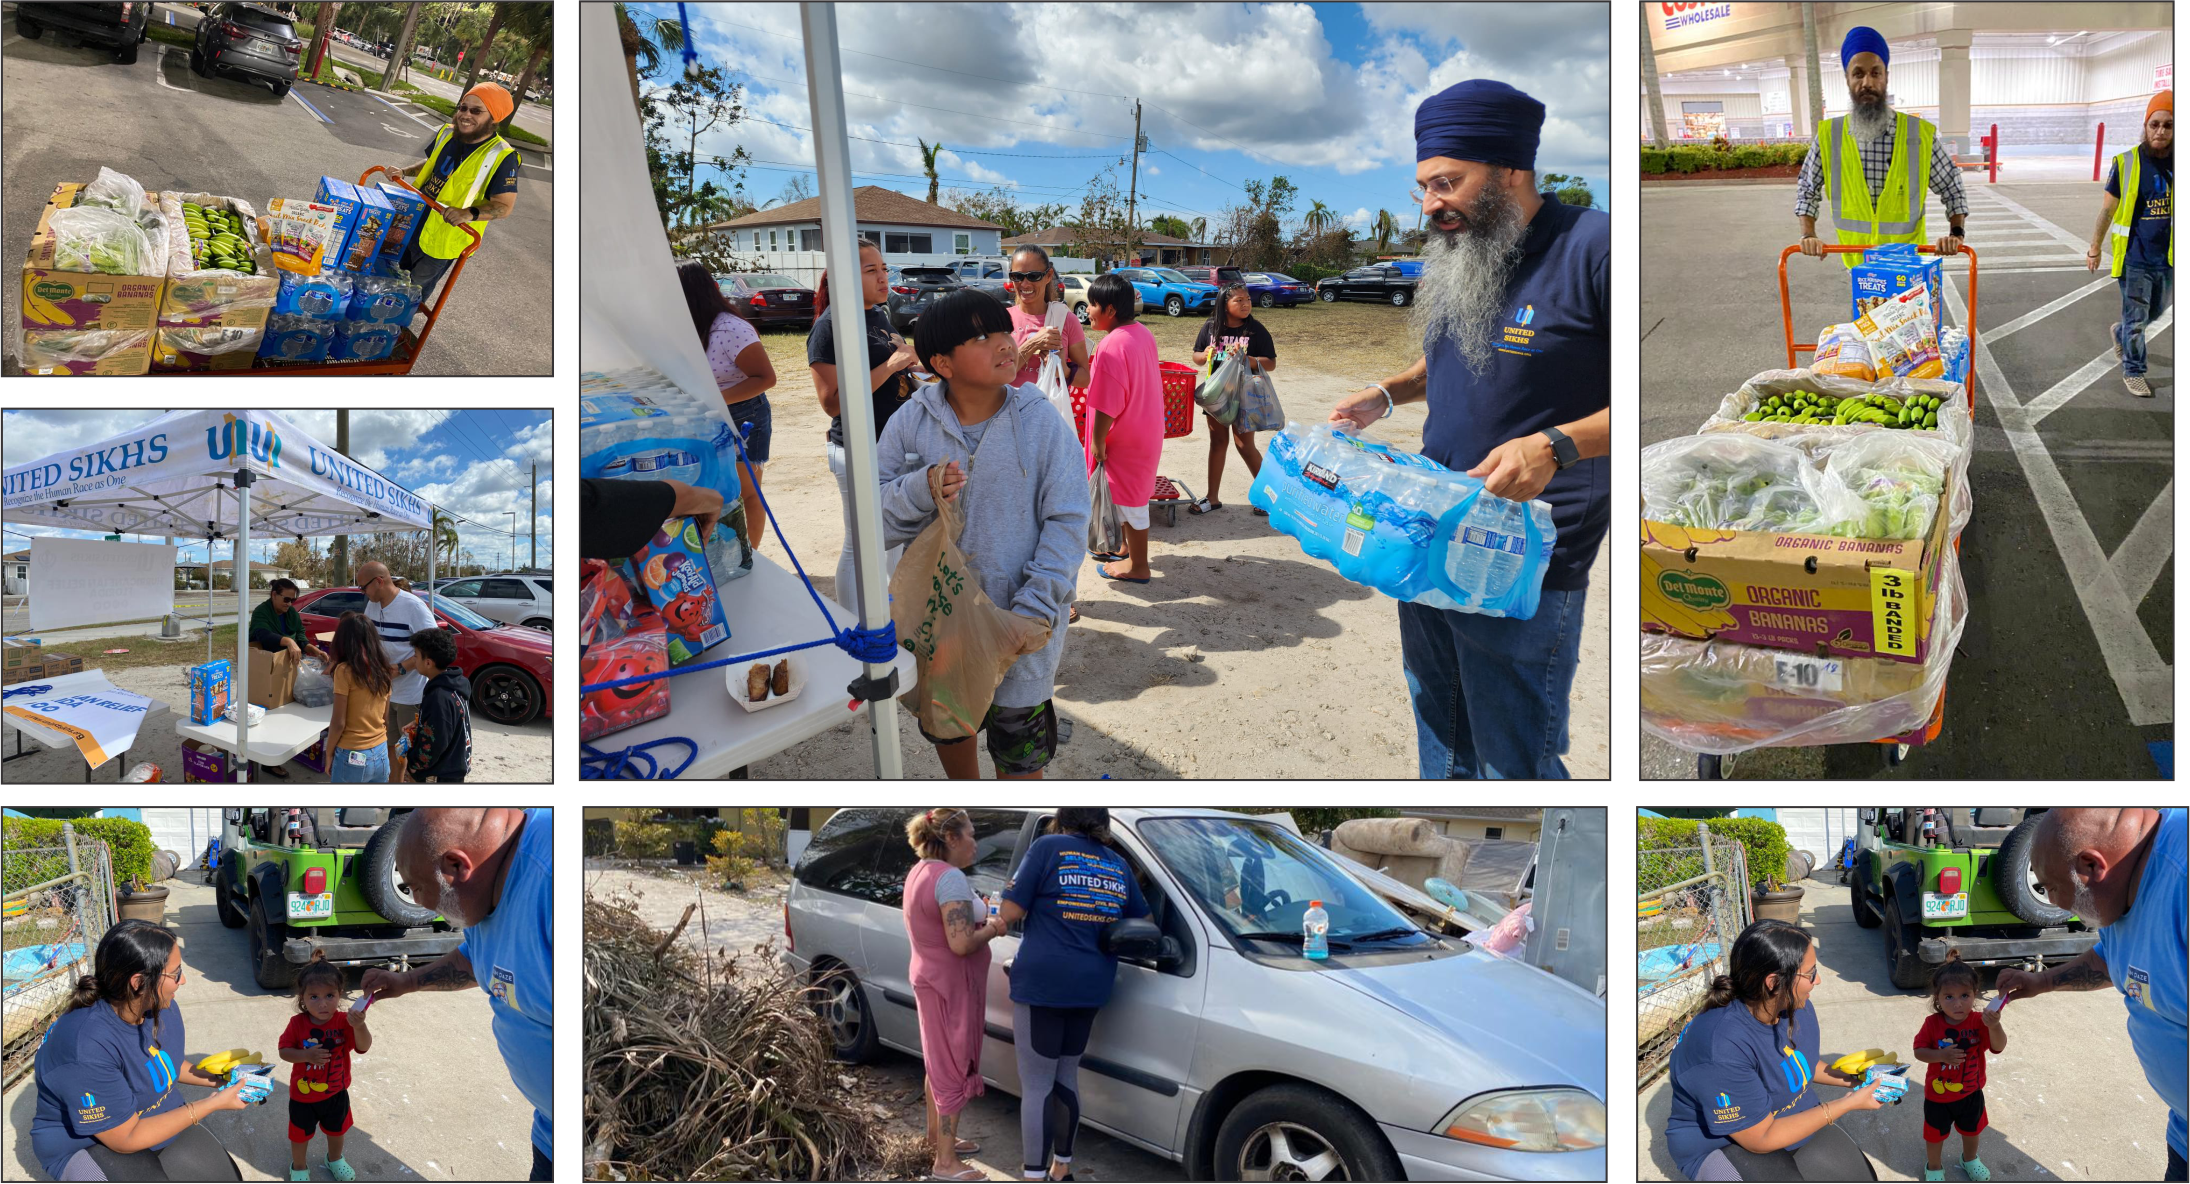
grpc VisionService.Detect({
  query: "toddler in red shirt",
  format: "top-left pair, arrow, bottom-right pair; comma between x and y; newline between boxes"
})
1913,952 -> 2007,1182
279,952 -> 374,1181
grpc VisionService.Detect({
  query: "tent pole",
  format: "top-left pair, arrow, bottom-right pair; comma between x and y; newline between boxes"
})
426,513 -> 436,615
803,1 -> 903,779
234,471 -> 253,783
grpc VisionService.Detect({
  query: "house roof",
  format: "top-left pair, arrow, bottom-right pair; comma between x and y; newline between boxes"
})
1403,807 -> 1543,823
2,551 -> 28,563
710,186 -> 1003,233
1002,227 -> 1217,250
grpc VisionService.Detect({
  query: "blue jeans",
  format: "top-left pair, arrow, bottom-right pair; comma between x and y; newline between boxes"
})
2117,263 -> 2171,377
1398,586 -> 1587,779
329,744 -> 389,783
729,394 -> 773,463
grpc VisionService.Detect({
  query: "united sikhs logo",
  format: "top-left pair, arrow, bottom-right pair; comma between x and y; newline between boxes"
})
82,1092 -> 96,1108
1515,304 -> 1535,326
1717,1092 -> 1731,1108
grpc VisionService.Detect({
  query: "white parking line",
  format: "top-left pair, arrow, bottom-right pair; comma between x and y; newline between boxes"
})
2023,321 -> 2170,425
153,44 -> 188,92
1983,277 -> 2114,343
2114,478 -> 2176,608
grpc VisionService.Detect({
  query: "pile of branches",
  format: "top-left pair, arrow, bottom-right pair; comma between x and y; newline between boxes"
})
583,893 -> 887,1181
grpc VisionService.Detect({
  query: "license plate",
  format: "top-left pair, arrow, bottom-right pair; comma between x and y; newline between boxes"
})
287,892 -> 333,920
1922,891 -> 1968,919
777,294 -> 796,303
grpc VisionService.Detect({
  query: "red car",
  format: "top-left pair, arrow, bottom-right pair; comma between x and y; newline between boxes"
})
293,587 -> 553,726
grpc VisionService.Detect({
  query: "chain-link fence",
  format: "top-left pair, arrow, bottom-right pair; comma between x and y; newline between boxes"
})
4,835 -> 116,1088
1638,829 -> 1751,1085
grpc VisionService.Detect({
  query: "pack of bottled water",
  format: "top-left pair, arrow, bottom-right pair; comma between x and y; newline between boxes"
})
580,367 -> 753,584
1248,423 -> 1556,619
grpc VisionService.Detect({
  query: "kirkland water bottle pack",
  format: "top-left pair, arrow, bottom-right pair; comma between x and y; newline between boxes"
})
272,268 -> 353,319
330,321 -> 401,363
580,367 -> 754,584
1248,423 -> 1556,619
258,315 -> 338,362
345,271 -> 421,325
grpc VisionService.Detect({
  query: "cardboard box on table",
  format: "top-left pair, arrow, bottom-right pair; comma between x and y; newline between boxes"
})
2,639 -> 41,684
39,652 -> 84,678
154,192 -> 278,372
21,182 -> 168,375
247,647 -> 298,709
1640,500 -> 1951,664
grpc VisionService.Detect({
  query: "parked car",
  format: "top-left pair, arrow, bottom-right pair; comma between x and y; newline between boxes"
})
433,574 -> 552,632
718,273 -> 814,331
883,265 -> 968,334
947,259 -> 1017,303
1316,264 -> 1417,307
1170,265 -> 1247,290
293,586 -> 553,726
14,2 -> 151,64
1243,271 -> 1315,308
1112,267 -> 1218,318
785,806 -> 1607,1181
190,2 -> 302,96
1058,272 -> 1097,325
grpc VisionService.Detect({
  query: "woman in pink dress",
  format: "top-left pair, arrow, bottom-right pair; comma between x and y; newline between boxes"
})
902,808 -> 1006,1182
1083,273 -> 1166,587
1004,245 -> 1090,391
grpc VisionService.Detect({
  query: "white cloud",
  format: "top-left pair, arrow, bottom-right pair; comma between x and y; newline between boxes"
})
397,454 -> 459,482
503,419 -> 553,465
1346,206 -> 1374,227
1143,164 -> 1160,176
274,409 -> 454,471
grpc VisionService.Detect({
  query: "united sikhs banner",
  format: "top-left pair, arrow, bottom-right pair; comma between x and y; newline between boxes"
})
1,675 -> 156,767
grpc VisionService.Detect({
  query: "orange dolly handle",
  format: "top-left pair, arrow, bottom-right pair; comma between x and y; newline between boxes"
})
1777,243 -> 1978,408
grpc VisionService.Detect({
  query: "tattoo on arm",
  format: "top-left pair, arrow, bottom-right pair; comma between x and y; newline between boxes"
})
416,957 -> 476,991
941,900 -> 977,947
2051,955 -> 2113,992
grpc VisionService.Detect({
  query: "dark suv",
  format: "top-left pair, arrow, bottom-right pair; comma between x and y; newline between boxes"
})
191,2 -> 302,96
14,2 -> 150,64
884,266 -> 968,333
947,260 -> 1016,304
1316,263 -> 1417,307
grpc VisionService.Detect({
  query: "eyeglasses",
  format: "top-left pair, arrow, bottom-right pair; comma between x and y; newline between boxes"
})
1009,272 -> 1048,283
456,104 -> 490,116
1410,174 -> 1466,204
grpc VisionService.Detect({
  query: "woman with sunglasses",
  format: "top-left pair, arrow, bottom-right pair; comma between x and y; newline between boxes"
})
1664,919 -> 1884,1181
1005,245 -> 1090,393
32,920 -> 252,1181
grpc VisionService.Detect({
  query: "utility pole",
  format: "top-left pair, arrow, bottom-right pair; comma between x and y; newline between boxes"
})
1126,100 -> 1142,266
529,460 -> 537,569
332,410 -> 349,586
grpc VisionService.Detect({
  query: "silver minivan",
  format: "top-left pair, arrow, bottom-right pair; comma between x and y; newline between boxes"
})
782,808 -> 1606,1181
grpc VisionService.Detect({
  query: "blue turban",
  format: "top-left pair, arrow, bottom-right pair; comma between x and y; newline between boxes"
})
1840,26 -> 1890,70
1414,79 -> 1545,170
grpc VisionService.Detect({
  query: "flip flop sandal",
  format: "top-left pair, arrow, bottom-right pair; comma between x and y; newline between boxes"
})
927,1170 -> 985,1182
954,1140 -> 980,1155
1251,506 -> 1268,517
1186,498 -> 1222,515
1101,568 -> 1151,584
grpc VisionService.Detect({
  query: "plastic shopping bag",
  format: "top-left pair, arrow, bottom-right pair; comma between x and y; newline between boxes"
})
889,466 -> 1053,741
1038,350 -> 1075,435
292,659 -> 334,708
1087,460 -> 1126,558
1193,348 -> 1247,423
1235,363 -> 1287,432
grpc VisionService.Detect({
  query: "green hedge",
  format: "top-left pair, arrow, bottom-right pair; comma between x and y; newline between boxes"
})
1644,142 -> 1808,177
4,816 -> 156,889
1638,815 -> 1793,892
610,819 -> 718,860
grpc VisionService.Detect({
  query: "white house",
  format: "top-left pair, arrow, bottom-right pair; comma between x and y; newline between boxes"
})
709,187 -> 1009,282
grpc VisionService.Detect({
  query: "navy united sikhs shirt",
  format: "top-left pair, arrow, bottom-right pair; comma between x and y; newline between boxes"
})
1664,999 -> 1825,1180
1421,198 -> 1610,591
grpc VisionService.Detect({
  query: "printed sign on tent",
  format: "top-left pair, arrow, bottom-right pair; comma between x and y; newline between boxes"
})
2,677 -> 156,767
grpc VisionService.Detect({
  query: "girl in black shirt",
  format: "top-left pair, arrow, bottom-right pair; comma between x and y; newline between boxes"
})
1188,283 -> 1277,515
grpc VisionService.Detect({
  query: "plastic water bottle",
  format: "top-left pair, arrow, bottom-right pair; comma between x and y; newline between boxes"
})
580,367 -> 752,584
1303,900 -> 1329,960
986,892 -> 1000,921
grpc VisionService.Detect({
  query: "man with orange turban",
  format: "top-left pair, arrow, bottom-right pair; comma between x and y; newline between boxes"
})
2089,90 -> 2174,397
384,82 -> 525,316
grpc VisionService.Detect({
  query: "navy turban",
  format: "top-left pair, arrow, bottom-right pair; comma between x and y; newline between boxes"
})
1841,26 -> 1890,70
1414,79 -> 1545,170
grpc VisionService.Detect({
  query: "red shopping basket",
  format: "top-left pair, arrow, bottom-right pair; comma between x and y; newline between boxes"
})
1070,361 -> 1205,526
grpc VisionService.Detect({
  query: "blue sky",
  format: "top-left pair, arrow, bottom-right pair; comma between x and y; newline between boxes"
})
637,1 -> 1609,232
2,410 -> 553,571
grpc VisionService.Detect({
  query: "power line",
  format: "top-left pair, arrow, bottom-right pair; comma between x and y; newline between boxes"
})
732,158 -> 1094,201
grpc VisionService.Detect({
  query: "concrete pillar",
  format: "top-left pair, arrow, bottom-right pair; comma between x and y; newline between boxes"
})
1935,30 -> 1974,160
1784,54 -> 1816,138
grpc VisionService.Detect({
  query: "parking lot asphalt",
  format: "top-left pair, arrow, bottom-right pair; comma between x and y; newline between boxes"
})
1,872 -> 533,1182
1641,179 -> 2171,779
1638,869 -> 2171,1182
1,5 -> 553,377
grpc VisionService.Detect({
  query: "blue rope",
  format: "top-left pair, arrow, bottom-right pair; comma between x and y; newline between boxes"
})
675,3 -> 701,78
579,738 -> 697,780
577,417 -> 898,695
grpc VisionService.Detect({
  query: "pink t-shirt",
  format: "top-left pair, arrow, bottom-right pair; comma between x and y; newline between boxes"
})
1085,321 -> 1164,507
705,311 -> 762,387
1007,301 -> 1086,388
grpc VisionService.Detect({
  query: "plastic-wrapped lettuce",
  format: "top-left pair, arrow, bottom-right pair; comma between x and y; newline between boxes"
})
1823,429 -> 1959,541
1640,434 -> 1860,535
78,166 -> 150,219
45,205 -> 160,275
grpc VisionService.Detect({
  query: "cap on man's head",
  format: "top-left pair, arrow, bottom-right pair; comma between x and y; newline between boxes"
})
2149,90 -> 2174,120
464,82 -> 514,124
1841,26 -> 1890,71
1414,79 -> 1545,170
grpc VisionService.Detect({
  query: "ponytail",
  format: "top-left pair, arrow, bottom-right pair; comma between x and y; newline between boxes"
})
68,974 -> 102,1012
1703,973 -> 1738,1010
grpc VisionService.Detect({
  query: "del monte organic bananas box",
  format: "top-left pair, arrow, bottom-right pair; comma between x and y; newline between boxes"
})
22,181 -> 166,336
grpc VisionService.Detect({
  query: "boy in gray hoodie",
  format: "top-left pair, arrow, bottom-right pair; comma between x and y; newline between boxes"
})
877,289 -> 1091,777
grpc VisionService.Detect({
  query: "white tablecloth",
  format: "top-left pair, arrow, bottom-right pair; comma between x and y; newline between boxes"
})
2,669 -> 168,770
175,702 -> 332,766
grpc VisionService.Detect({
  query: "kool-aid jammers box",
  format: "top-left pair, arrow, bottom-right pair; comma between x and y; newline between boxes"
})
627,516 -> 729,665
579,607 -> 670,742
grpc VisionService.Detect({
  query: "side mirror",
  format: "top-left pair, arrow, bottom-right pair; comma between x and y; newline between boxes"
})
1102,916 -> 1165,961
1859,808 -> 1877,825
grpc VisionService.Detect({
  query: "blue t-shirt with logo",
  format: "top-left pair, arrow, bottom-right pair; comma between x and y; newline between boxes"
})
2105,148 -> 2173,269
458,807 -> 553,1155
1004,833 -> 1150,1009
2093,806 -> 2187,1157
31,1000 -> 187,1178
1665,1000 -> 1823,1179
1420,199 -> 1610,591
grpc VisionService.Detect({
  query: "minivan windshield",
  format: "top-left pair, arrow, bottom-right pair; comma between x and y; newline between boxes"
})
1140,817 -> 1429,951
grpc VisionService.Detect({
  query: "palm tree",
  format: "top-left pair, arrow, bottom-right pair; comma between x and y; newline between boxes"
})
380,1 -> 423,93
615,2 -> 684,111
918,138 -> 943,205
308,1 -> 342,78
498,2 -> 553,134
431,512 -> 460,573
1148,214 -> 1191,239
459,2 -> 510,97
1371,208 -> 1399,254
1190,215 -> 1207,242
1301,199 -> 1335,239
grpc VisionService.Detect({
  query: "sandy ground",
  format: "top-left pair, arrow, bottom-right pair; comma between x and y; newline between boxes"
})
0,662 -> 551,784
730,325 -> 1609,779
2,873 -> 533,1182
1638,869 -> 2171,1181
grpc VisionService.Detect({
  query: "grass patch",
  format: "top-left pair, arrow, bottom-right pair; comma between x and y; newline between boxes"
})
311,57 -> 383,89
78,625 -> 240,675
401,91 -> 549,147
145,23 -> 194,49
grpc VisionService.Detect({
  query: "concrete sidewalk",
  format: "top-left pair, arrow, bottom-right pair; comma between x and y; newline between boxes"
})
1638,870 -> 2171,1181
2,873 -> 533,1182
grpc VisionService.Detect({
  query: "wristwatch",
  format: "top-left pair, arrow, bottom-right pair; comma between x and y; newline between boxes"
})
1541,426 -> 1580,470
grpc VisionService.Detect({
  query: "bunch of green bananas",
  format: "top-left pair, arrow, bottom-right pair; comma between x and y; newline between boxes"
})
1742,390 -> 1844,424
180,201 -> 256,275
1832,392 -> 1941,430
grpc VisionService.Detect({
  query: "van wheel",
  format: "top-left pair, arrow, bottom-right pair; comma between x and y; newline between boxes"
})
814,966 -> 879,1063
116,37 -> 139,64
17,11 -> 42,37
1215,1083 -> 1401,1182
214,862 -> 247,929
360,823 -> 440,927
250,896 -> 299,990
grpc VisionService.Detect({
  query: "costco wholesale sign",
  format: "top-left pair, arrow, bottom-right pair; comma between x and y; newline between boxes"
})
1661,3 -> 1734,32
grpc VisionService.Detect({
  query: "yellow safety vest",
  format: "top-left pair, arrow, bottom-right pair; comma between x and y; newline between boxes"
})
1822,111 -> 1934,268
2108,148 -> 2173,277
412,126 -> 519,260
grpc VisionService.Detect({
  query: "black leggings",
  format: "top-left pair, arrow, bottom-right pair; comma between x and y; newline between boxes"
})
59,1125 -> 242,1181
1014,1003 -> 1098,1176
1691,1124 -> 1876,1182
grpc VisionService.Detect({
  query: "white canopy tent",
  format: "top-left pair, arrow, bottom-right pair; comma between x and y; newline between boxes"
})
579,2 -> 903,776
3,410 -> 438,780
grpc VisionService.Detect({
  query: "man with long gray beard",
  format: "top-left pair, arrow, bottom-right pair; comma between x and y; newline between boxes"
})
1329,78 -> 1608,779
1796,26 -> 1967,263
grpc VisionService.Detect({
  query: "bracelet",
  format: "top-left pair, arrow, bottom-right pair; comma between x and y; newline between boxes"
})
1372,383 -> 1395,419
186,1099 -> 199,1125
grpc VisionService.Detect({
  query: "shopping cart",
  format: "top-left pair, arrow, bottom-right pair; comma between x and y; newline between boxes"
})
196,167 -> 482,377
1070,360 -> 1202,525
1691,243 -> 1978,779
